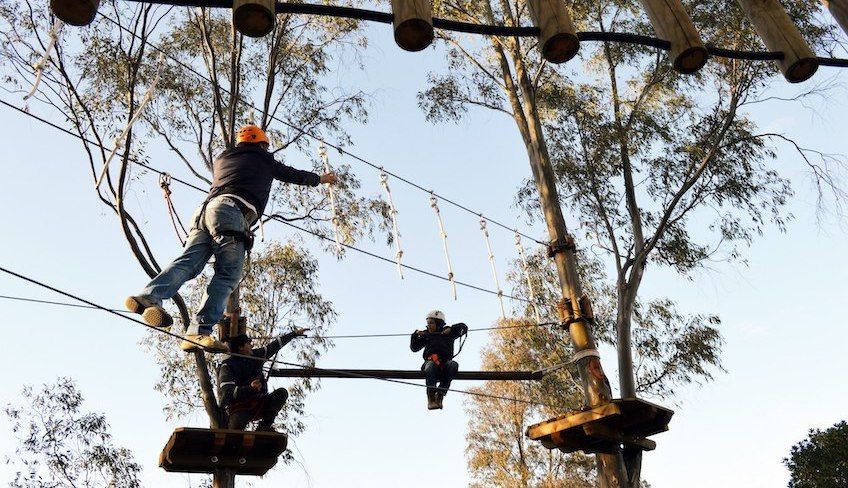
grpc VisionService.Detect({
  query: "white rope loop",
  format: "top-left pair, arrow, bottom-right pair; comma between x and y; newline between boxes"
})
480,215 -> 505,317
318,144 -> 343,253
429,193 -> 457,299
96,52 -> 167,190
379,168 -> 404,279
24,19 -> 64,104
515,231 -> 542,323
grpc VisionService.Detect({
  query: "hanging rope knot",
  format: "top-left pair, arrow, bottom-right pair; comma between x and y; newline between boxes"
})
429,194 -> 438,208
159,173 -> 172,193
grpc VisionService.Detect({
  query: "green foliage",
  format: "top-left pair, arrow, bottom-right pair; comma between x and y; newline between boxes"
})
784,420 -> 848,488
3,378 -> 142,488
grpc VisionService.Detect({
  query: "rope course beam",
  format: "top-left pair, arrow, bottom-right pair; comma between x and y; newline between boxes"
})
0,265 -> 569,409
109,0 -> 848,67
269,368 -> 544,380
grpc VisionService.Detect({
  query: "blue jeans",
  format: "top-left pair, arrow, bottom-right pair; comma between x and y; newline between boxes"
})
139,196 -> 248,334
423,360 -> 459,396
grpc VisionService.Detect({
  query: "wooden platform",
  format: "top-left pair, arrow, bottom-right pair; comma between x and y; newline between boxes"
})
159,428 -> 287,476
526,398 -> 673,454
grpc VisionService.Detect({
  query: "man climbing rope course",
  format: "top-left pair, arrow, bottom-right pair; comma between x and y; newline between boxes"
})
125,125 -> 337,352
219,329 -> 308,431
410,310 -> 468,410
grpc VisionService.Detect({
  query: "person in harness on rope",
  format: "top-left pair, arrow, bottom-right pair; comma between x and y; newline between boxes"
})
410,310 -> 468,410
124,125 -> 337,352
218,329 -> 308,431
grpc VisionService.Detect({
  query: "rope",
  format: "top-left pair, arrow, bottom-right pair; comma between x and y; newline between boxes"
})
0,265 -> 568,409
159,173 -> 188,245
429,193 -> 457,300
0,99 -> 544,306
515,231 -> 542,323
479,216 -> 505,318
24,19 -> 63,104
379,169 -> 404,279
92,11 -> 546,248
95,52 -> 166,189
317,144 -> 342,253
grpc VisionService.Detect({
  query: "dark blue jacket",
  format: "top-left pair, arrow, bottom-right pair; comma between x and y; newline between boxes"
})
217,331 -> 299,409
410,323 -> 468,362
208,144 -> 320,216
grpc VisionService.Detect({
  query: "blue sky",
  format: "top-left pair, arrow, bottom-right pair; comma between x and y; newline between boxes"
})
1,12 -> 847,488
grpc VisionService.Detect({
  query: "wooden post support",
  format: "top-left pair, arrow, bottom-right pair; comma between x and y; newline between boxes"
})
390,0 -> 433,52
233,0 -> 275,38
822,0 -> 848,37
736,0 -> 818,83
50,0 -> 100,26
637,0 -> 708,73
526,0 -> 579,63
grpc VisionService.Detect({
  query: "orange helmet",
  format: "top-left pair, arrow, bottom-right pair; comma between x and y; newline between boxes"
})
236,125 -> 269,145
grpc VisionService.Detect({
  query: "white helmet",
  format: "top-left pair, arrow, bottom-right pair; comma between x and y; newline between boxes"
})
425,310 -> 446,322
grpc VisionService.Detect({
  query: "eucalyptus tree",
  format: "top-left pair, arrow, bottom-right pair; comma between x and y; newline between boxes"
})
0,0 -> 387,470
422,1 -> 840,486
4,378 -> 142,488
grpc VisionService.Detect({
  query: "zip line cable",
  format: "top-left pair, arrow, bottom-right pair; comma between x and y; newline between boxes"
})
0,293 -> 556,339
93,10 -> 548,247
0,97 -> 545,307
0,265 -> 569,409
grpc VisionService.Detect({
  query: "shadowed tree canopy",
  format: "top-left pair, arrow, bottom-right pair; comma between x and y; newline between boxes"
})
4,378 -> 142,488
784,420 -> 848,488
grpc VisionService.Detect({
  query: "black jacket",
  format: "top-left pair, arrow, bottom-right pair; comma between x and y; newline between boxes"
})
218,331 -> 299,409
409,323 -> 468,362
207,145 -> 321,217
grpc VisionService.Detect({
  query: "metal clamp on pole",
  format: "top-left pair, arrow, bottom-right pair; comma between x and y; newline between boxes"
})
571,348 -> 600,363
547,235 -> 576,257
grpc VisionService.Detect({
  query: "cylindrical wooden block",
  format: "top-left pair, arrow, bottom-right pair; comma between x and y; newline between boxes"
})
390,0 -> 433,52
50,0 -> 99,26
737,0 -> 818,83
639,0 -> 708,73
822,0 -> 848,36
233,0 -> 275,38
527,0 -> 579,63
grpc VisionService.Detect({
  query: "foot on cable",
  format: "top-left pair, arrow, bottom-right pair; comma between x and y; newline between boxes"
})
125,296 -> 173,328
427,391 -> 439,410
180,334 -> 228,353
435,392 -> 444,409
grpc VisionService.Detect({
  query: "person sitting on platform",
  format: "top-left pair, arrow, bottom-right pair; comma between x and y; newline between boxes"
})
410,310 -> 468,410
218,328 -> 308,431
124,125 -> 336,353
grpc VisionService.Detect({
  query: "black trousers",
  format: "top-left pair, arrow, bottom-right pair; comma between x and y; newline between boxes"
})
226,388 -> 288,430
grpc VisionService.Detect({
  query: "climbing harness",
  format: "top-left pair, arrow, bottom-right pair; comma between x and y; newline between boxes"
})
95,52 -> 166,190
514,231 -> 542,323
318,144 -> 342,253
429,193 -> 457,299
379,168 -> 404,279
479,215 -> 505,317
24,19 -> 63,105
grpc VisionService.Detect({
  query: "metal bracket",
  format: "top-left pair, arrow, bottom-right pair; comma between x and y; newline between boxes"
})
547,235 -> 576,257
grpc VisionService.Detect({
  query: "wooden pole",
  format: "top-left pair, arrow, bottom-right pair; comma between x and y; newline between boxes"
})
526,0 -> 579,63
637,0 -> 708,73
736,0 -> 818,83
390,0 -> 433,51
49,0 -> 99,26
523,114 -> 626,485
232,0 -> 275,38
211,290 -> 242,488
822,0 -> 848,36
